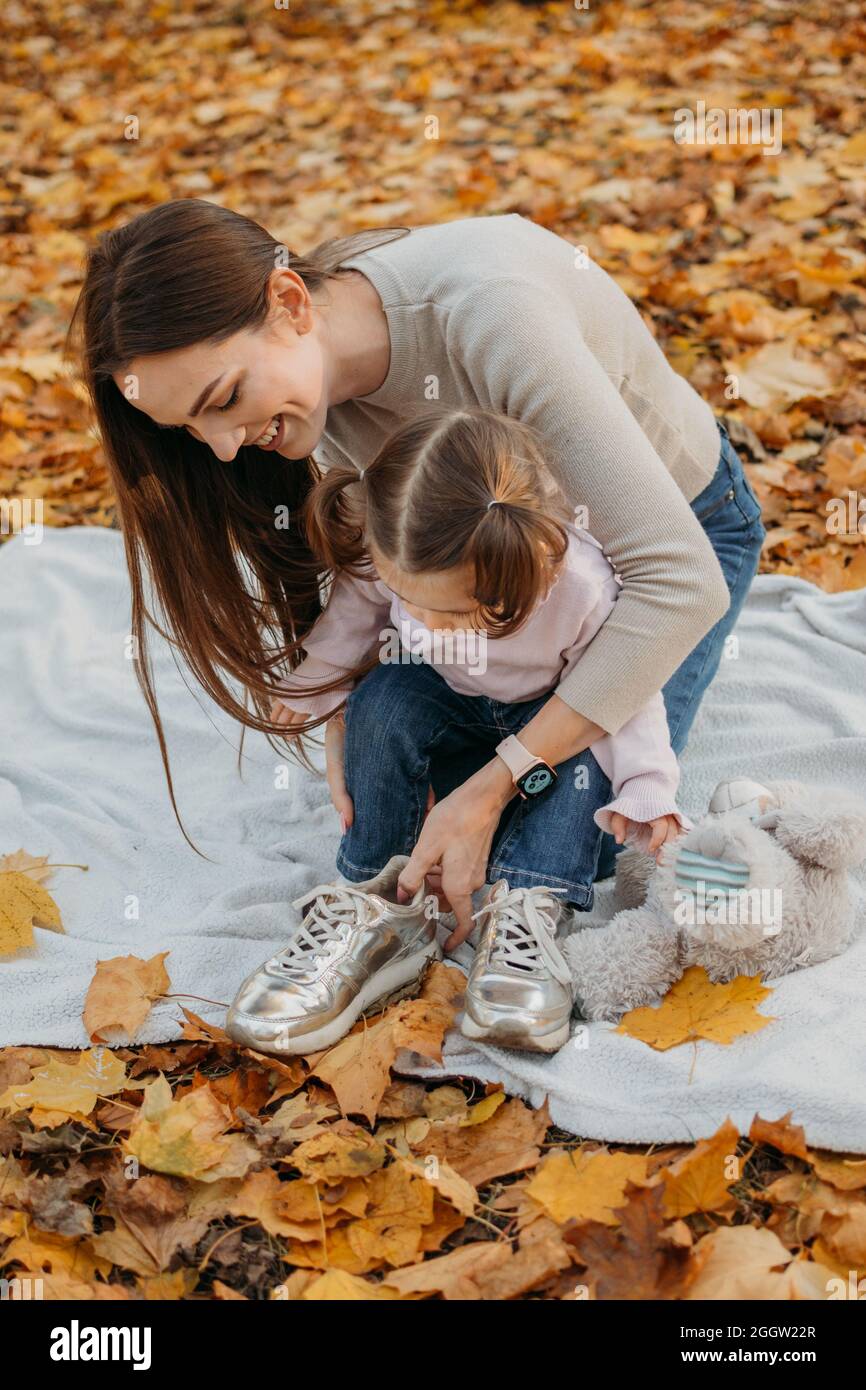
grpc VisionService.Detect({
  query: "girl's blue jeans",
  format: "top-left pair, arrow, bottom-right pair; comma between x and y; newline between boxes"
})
336,418 -> 766,909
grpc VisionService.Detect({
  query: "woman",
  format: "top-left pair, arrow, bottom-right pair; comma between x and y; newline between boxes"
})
67,198 -> 765,945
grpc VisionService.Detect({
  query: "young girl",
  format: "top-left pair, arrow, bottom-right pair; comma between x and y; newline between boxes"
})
242,407 -> 693,1052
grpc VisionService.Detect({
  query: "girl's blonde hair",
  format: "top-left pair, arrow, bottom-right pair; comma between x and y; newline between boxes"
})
290,408 -> 571,717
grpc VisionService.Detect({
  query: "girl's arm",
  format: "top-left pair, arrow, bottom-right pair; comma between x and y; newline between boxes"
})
589,694 -> 693,852
273,570 -> 391,720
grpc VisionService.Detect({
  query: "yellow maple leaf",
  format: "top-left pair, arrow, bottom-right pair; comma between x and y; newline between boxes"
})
0,1047 -> 131,1119
526,1147 -> 650,1227
616,966 -> 774,1050
0,871 -> 64,954
2,1228 -> 113,1281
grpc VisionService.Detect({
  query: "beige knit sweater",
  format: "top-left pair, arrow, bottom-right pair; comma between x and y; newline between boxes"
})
316,213 -> 729,735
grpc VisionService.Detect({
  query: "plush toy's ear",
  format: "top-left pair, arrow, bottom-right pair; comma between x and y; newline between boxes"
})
757,786 -> 866,870
709,778 -> 779,819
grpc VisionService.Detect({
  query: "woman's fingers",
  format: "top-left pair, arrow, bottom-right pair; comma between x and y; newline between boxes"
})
397,839 -> 437,905
324,714 -> 354,828
441,887 -> 476,950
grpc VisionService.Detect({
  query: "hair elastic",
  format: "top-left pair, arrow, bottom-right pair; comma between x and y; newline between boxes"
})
487,498 -> 501,509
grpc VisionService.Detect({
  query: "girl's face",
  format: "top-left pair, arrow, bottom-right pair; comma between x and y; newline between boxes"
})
113,274 -> 328,463
371,549 -> 484,632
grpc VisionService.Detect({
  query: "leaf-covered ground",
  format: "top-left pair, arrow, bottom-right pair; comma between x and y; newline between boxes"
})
1,0 -> 865,1299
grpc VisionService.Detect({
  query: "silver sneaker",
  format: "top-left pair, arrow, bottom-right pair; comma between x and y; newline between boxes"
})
461,881 -> 574,1054
226,856 -> 441,1055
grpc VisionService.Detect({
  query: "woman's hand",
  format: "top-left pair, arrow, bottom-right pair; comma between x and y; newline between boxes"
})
270,699 -> 355,831
610,811 -> 684,860
397,757 -> 515,950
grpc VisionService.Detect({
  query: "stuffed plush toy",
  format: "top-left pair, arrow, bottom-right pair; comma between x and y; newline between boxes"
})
564,778 -> 866,1023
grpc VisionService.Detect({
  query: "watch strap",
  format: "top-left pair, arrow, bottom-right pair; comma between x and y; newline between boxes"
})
495,734 -> 546,783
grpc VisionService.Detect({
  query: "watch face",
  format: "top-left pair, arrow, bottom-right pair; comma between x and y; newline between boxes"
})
519,765 -> 555,797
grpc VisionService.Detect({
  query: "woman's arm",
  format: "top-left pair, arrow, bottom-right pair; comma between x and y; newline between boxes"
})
444,274 -> 731,736
393,693 -> 605,945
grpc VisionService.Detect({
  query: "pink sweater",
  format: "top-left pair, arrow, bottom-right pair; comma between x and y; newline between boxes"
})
276,527 -> 693,848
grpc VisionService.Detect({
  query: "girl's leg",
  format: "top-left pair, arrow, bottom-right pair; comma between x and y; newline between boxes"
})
336,660 -> 497,882
595,418 -> 766,879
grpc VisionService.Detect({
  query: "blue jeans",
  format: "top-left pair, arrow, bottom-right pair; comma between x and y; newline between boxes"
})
337,660 -> 614,907
337,417 -> 766,907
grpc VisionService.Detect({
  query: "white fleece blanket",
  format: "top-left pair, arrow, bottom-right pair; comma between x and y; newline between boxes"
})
2,526 -> 865,1153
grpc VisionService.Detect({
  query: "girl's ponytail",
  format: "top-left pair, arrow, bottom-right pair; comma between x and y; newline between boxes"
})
304,464 -> 368,573
468,477 -> 570,636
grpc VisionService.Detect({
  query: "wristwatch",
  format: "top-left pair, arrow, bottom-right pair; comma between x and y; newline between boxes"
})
495,734 -> 557,800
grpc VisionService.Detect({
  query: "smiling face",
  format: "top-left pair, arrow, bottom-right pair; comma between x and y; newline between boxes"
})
371,547 -> 484,631
113,271 -> 328,462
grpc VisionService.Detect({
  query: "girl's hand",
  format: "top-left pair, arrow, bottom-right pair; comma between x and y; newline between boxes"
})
270,697 -> 308,729
270,700 -> 355,831
610,811 -> 684,860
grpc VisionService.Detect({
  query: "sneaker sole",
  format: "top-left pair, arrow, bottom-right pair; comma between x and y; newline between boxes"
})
460,1011 -> 571,1054
226,938 -> 443,1055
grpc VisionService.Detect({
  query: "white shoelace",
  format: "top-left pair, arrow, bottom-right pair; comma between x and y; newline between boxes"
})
471,885 -> 572,986
275,884 -> 381,981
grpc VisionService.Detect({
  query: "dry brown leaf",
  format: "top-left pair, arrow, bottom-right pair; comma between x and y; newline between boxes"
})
382,1241 -> 513,1299
124,1074 -> 259,1183
83,952 -> 171,1044
749,1111 -> 809,1162
306,960 -> 464,1122
662,1118 -> 741,1217
687,1225 -> 836,1300
422,1096 -> 550,1189
808,1151 -> 866,1192
564,1184 -> 692,1299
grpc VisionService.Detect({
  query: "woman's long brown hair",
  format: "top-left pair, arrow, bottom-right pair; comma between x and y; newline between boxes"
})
65,198 -> 410,854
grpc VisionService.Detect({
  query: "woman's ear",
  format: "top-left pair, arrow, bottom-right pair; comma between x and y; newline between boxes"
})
266,268 -> 313,331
